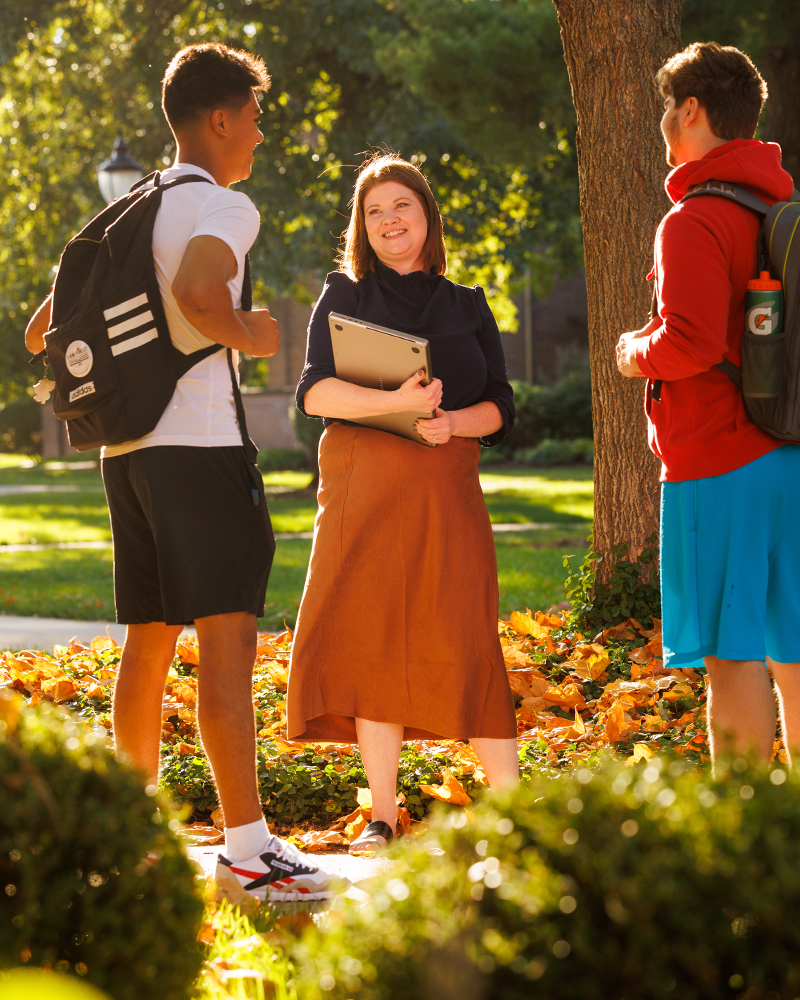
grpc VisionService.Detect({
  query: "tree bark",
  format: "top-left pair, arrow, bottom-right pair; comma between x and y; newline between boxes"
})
552,0 -> 684,579
761,31 -> 800,184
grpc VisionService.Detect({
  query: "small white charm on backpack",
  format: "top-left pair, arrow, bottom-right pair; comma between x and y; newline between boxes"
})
33,378 -> 55,404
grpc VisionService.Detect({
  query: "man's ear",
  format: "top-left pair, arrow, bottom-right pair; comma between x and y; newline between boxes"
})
210,108 -> 228,137
681,97 -> 702,129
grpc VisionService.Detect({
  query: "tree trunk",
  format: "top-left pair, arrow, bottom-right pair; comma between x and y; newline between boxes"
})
552,0 -> 684,579
761,32 -> 800,184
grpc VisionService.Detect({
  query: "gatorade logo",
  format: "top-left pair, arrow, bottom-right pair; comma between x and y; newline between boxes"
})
69,381 -> 95,403
746,304 -> 777,335
65,340 -> 93,377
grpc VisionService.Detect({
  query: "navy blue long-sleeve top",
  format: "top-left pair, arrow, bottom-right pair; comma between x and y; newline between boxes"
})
295,260 -> 515,447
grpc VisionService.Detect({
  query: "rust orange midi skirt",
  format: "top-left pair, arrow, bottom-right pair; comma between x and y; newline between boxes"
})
286,422 -> 517,742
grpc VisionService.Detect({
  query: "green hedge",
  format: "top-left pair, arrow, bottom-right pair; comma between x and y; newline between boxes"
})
0,397 -> 41,455
502,369 -> 592,454
0,695 -> 203,1000
296,756 -> 800,1000
256,447 -> 307,473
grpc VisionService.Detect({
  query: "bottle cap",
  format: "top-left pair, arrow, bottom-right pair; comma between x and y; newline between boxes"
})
748,270 -> 782,290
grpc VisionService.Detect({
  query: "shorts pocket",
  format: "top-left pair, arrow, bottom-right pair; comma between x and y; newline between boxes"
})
742,331 -> 785,399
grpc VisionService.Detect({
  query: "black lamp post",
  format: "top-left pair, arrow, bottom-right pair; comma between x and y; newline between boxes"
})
97,132 -> 144,204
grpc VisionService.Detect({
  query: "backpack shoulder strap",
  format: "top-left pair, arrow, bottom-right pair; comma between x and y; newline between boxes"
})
229,255 -> 255,450
159,173 -> 215,191
681,180 -> 771,217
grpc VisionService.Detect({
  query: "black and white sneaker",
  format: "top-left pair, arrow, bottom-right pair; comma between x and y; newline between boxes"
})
215,836 -> 349,902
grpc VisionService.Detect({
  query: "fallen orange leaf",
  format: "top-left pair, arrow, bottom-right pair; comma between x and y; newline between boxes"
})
420,767 -> 471,806
626,742 -> 654,766
510,611 -> 550,640
544,682 -> 586,711
502,643 -> 532,669
273,735 -> 304,753
90,635 -> 118,652
345,810 -> 369,843
179,823 -> 224,846
176,638 -> 200,666
604,700 -> 640,743
569,651 -> 609,681
44,678 -> 76,703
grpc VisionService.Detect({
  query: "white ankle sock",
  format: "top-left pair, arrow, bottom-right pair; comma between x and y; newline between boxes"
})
224,818 -> 270,862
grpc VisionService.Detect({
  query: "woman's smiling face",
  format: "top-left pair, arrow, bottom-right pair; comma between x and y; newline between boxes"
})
363,180 -> 429,274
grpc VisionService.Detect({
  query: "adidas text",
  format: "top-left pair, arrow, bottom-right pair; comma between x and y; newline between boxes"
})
69,381 -> 96,403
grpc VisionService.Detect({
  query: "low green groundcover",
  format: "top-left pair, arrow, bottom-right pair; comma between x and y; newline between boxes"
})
296,756 -> 800,1000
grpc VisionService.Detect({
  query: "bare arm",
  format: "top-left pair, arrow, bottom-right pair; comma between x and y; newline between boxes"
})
172,235 -> 279,357
25,294 -> 52,353
304,370 -> 443,420
415,401 -> 503,446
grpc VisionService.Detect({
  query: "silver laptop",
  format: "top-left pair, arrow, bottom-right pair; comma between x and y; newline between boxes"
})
328,312 -> 436,447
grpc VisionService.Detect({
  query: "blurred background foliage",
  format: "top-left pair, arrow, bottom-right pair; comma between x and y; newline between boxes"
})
3,0 -> 798,415
0,0 -> 581,406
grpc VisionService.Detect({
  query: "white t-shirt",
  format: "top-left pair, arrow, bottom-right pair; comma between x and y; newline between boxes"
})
102,162 -> 260,458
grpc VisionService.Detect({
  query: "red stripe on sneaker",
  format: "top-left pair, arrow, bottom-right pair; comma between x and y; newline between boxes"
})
230,867 -> 265,880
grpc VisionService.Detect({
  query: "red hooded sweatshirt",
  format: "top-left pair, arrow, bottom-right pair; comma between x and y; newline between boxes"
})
634,139 -> 795,481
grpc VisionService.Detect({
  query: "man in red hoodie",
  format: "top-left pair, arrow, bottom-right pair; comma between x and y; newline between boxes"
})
616,42 -> 800,766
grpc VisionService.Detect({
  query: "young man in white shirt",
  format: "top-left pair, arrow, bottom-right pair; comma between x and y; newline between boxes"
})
26,43 -> 343,902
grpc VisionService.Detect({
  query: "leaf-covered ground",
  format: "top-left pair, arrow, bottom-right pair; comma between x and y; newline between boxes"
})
3,608 -> 777,852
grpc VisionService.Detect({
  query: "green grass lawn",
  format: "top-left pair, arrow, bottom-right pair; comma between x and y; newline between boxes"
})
0,454 -> 593,628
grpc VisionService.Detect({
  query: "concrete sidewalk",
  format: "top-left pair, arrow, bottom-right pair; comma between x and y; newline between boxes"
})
0,520 -> 584,555
0,615 -> 196,652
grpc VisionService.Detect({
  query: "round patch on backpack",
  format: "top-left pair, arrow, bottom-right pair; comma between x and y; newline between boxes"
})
65,340 -> 93,378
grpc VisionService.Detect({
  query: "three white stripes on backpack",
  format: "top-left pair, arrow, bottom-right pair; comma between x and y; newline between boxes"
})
103,293 -> 158,356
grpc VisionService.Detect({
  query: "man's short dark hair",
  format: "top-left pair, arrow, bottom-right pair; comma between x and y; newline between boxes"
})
162,43 -> 270,131
656,41 -> 767,141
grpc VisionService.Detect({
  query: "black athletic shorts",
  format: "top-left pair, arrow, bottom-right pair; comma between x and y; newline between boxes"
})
101,445 -> 275,625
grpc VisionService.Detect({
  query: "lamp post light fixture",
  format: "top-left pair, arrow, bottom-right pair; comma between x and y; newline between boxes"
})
97,132 -> 144,204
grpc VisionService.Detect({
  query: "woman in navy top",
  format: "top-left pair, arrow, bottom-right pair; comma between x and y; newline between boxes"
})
286,154 -> 519,855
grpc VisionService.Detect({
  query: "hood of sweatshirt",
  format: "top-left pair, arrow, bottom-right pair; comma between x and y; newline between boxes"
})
665,138 -> 794,205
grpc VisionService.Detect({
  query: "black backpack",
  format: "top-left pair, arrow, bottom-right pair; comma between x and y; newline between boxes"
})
32,170 -> 258,464
669,180 -> 800,440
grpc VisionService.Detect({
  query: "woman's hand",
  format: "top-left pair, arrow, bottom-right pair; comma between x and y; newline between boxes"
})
415,407 -> 454,445
392,370 -> 443,413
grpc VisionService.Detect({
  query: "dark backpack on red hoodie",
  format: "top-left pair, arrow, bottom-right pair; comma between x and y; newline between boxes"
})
674,180 -> 800,440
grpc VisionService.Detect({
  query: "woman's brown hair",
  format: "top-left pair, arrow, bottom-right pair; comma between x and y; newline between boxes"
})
338,153 -> 447,281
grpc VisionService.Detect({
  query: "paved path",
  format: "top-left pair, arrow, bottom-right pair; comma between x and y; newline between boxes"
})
0,484 -> 104,495
0,615 -> 196,651
0,520 -> 585,555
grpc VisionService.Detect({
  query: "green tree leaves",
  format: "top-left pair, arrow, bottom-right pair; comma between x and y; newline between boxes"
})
1,0 -> 583,403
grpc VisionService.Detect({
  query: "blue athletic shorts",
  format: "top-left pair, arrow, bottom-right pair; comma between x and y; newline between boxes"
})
660,444 -> 800,669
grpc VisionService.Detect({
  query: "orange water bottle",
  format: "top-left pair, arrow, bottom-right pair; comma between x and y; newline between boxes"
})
745,271 -> 783,336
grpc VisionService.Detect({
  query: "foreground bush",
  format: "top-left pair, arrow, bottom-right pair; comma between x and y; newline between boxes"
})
296,756 -> 800,1000
0,692 -> 203,1000
0,967 -> 109,999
